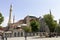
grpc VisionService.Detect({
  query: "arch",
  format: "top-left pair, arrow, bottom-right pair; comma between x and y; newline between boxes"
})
14,32 -> 16,37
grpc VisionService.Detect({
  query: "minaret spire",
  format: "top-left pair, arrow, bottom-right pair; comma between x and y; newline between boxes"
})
13,15 -> 15,24
8,4 -> 12,26
49,9 -> 52,16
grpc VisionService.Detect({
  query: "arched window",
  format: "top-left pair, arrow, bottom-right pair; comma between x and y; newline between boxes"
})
21,32 -> 23,37
18,32 -> 20,37
14,32 -> 16,37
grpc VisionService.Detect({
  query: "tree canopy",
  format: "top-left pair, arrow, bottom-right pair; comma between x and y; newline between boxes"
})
23,26 -> 31,32
43,13 -> 57,32
30,19 -> 40,32
54,25 -> 60,33
0,12 -> 4,25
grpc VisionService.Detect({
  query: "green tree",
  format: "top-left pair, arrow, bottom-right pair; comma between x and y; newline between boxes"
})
0,12 -> 4,25
43,14 -> 57,32
30,19 -> 40,32
23,26 -> 31,32
0,26 -> 3,28
55,25 -> 60,33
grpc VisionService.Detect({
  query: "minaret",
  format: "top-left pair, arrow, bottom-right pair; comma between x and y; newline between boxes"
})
8,4 -> 12,26
13,15 -> 15,24
59,19 -> 60,24
49,9 -> 52,16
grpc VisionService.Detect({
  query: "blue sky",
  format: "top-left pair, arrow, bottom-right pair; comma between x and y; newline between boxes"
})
0,0 -> 60,27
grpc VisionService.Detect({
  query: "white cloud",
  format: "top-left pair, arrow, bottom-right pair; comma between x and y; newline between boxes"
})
1,16 -> 14,27
1,17 -> 9,27
1,16 -> 18,27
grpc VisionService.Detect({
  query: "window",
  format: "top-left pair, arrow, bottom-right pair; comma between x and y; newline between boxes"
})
18,32 -> 20,37
14,32 -> 16,37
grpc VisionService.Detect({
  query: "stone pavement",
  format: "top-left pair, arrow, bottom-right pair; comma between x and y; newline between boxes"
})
7,36 -> 60,40
0,36 -> 2,40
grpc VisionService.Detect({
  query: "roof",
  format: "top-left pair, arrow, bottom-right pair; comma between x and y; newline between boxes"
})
29,16 -> 37,18
0,27 -> 5,30
4,31 -> 12,33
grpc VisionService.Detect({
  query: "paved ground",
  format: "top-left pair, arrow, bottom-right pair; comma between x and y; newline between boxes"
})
7,36 -> 60,40
0,36 -> 2,40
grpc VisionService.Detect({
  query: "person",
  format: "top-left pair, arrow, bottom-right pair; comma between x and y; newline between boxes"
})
1,35 -> 4,40
5,35 -> 7,40
25,32 -> 27,40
